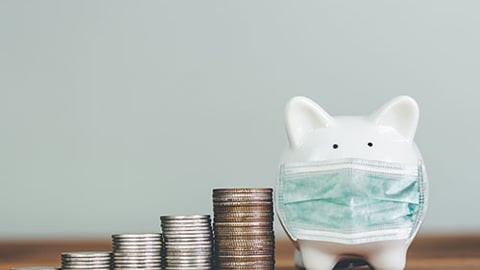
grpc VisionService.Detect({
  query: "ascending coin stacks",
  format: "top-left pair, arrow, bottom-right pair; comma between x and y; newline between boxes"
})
213,188 -> 275,270
11,187 -> 275,270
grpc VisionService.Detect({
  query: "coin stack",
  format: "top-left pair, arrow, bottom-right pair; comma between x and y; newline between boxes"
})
61,252 -> 112,270
112,233 -> 163,269
213,188 -> 275,270
160,215 -> 214,270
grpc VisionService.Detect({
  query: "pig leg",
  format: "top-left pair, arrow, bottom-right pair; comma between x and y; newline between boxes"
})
298,241 -> 338,270
367,244 -> 407,270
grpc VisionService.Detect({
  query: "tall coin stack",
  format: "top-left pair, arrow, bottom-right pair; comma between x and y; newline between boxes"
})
160,215 -> 214,270
112,233 -> 163,269
213,188 -> 275,270
61,252 -> 112,270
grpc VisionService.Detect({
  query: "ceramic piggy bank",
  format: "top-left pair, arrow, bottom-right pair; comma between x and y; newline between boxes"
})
276,96 -> 427,270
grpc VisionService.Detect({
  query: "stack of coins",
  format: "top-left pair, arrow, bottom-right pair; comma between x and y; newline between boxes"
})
213,188 -> 275,270
61,252 -> 112,270
160,215 -> 213,270
112,233 -> 163,269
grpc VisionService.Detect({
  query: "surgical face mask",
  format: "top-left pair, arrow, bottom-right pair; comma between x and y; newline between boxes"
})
276,158 -> 425,244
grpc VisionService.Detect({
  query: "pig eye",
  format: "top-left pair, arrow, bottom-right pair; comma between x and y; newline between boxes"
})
332,144 -> 339,149
367,142 -> 374,147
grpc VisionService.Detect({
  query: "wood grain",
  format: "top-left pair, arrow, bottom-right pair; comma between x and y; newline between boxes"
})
1,235 -> 479,269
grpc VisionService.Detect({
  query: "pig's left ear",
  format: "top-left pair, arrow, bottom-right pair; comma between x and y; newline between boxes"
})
369,96 -> 419,141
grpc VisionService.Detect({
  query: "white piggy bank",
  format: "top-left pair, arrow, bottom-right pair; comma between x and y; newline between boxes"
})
275,96 -> 427,270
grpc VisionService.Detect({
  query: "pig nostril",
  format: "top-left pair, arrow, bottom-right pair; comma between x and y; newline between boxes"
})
332,144 -> 339,149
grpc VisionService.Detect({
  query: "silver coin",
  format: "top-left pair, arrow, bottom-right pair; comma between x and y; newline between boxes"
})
113,257 -> 162,261
164,242 -> 212,247
161,218 -> 211,222
113,249 -> 162,253
164,256 -> 211,260
161,223 -> 211,228
162,227 -> 212,233
113,243 -> 162,247
61,265 -> 111,268
114,262 -> 162,266
163,237 -> 210,241
62,252 -> 111,257
61,260 -> 111,263
61,263 -> 111,267
164,247 -> 212,252
113,251 -> 161,256
113,233 -> 162,237
163,242 -> 212,247
165,262 -> 211,266
165,261 -> 211,265
113,242 -> 162,246
61,258 -> 111,263
165,266 -> 212,270
61,266 -> 111,270
165,253 -> 211,258
161,222 -> 210,226
213,188 -> 272,193
113,256 -> 162,260
163,236 -> 212,241
161,214 -> 210,219
114,268 -> 162,270
112,239 -> 162,244
113,246 -> 162,250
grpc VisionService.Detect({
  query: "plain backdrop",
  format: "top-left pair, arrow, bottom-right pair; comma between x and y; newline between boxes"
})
1,0 -> 479,238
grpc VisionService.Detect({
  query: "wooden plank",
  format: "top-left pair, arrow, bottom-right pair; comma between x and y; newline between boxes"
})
1,235 -> 480,269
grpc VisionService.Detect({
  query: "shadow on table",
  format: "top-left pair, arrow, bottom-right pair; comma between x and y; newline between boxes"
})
277,259 -> 371,270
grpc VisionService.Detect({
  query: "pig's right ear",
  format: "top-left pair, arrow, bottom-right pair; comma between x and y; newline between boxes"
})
285,96 -> 333,148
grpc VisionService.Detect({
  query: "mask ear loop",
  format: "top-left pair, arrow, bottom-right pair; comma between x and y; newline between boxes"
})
276,164 -> 297,241
409,161 -> 426,240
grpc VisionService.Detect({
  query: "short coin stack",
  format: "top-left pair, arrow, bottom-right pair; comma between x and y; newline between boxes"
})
61,252 -> 112,270
161,215 -> 214,270
213,188 -> 275,270
112,233 -> 163,269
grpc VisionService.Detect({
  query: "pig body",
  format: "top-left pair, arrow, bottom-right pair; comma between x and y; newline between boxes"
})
276,96 -> 427,270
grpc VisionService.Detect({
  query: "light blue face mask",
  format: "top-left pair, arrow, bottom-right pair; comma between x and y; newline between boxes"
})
276,158 -> 425,244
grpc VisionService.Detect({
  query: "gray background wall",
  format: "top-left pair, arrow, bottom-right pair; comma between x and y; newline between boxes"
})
1,0 -> 479,238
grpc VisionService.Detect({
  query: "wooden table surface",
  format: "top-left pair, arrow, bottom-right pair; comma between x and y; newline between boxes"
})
1,235 -> 480,270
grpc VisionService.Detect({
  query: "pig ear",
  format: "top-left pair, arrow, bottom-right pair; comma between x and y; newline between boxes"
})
370,96 -> 419,141
285,96 -> 333,148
